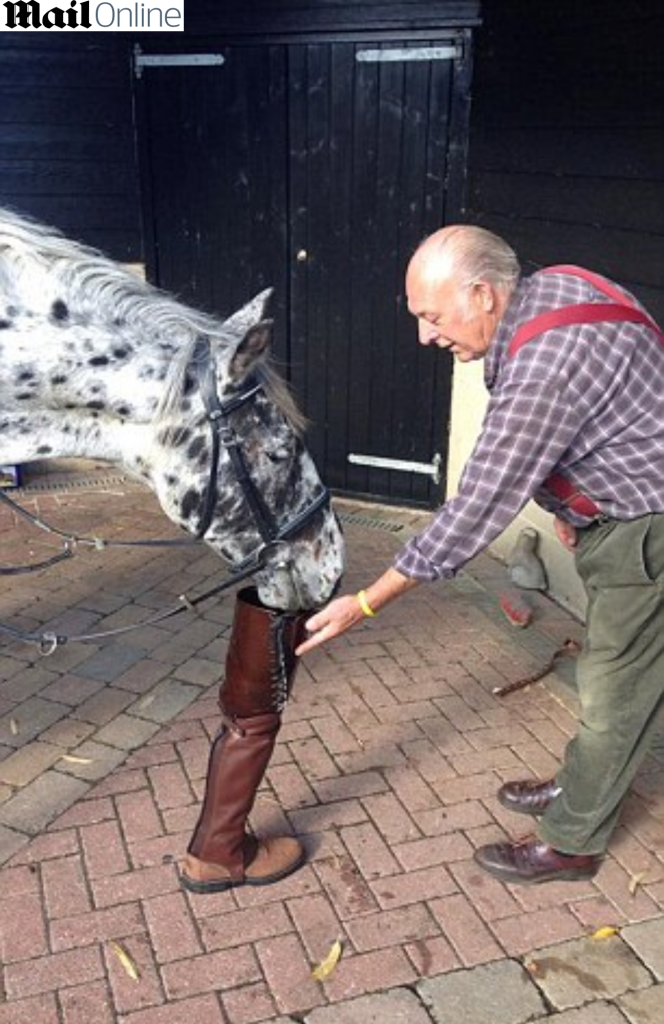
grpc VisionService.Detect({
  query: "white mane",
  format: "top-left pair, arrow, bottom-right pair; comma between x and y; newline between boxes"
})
0,207 -> 305,432
0,206 -> 228,350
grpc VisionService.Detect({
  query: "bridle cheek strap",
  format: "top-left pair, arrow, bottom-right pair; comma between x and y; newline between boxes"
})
195,340 -> 330,569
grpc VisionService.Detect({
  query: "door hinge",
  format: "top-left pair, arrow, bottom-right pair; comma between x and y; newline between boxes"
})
348,452 -> 442,484
355,44 -> 462,64
134,44 -> 225,78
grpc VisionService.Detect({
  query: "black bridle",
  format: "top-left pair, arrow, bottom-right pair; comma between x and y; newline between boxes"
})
193,338 -> 330,563
0,340 -> 331,653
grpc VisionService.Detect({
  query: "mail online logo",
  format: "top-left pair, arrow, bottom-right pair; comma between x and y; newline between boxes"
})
1,1 -> 185,30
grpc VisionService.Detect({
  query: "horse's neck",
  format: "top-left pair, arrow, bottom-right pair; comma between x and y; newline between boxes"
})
5,317 -> 171,413
0,408 -> 154,476
0,319 -> 170,475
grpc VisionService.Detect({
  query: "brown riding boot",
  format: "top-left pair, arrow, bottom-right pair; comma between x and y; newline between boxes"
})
181,587 -> 308,894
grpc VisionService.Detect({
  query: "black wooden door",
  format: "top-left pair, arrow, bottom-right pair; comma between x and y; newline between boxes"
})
137,38 -> 470,506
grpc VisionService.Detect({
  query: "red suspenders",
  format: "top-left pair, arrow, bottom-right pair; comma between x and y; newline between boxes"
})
509,266 -> 664,518
509,265 -> 664,357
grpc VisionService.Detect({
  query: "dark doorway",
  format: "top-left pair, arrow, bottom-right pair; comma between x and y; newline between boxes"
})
137,35 -> 472,506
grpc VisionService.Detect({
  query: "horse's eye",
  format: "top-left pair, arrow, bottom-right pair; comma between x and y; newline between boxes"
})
266,447 -> 291,463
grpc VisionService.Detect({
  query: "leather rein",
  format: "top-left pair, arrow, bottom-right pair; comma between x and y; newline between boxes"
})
0,339 -> 330,653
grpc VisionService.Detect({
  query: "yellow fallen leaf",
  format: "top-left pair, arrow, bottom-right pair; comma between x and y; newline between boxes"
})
108,941 -> 141,981
61,755 -> 93,765
591,926 -> 620,941
311,939 -> 343,981
629,871 -> 647,895
257,794 -> 282,807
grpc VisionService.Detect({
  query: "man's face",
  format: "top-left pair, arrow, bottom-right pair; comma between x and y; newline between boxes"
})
406,272 -> 495,362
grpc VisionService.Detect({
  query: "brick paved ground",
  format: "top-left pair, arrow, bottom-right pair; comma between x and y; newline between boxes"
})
1,474 -> 664,1022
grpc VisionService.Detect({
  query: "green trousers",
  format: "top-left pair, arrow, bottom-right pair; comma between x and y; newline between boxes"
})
538,514 -> 664,856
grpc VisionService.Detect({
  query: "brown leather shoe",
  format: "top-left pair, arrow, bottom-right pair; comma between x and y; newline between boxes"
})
180,836 -> 305,894
497,778 -> 562,816
473,837 -> 602,885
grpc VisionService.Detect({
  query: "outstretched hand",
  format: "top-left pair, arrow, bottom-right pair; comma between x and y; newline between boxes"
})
295,568 -> 418,657
295,594 -> 365,656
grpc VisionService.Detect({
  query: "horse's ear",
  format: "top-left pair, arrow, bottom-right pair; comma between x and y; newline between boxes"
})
228,319 -> 273,382
222,288 -> 273,336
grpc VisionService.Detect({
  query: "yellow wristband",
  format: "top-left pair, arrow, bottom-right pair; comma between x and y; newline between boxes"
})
357,590 -> 376,618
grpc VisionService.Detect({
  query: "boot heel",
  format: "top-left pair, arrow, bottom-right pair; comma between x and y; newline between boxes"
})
179,870 -> 235,895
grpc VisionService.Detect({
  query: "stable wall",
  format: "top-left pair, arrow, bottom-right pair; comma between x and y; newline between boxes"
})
0,34 -> 141,261
0,1 -> 479,266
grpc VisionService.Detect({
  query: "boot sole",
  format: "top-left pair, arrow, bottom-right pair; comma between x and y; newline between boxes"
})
474,859 -> 600,886
497,793 -> 559,817
482,867 -> 599,886
497,801 -> 547,817
179,849 -> 306,895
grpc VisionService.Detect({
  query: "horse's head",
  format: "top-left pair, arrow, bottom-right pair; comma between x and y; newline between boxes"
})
152,291 -> 345,611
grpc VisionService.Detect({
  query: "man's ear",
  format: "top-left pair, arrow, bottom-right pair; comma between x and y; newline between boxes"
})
227,319 -> 273,383
472,281 -> 496,312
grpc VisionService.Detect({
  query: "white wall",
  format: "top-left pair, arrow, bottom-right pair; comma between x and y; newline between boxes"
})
446,361 -> 587,620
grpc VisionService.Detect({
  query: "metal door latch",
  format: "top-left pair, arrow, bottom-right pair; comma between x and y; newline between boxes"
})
134,45 -> 225,78
348,452 -> 442,484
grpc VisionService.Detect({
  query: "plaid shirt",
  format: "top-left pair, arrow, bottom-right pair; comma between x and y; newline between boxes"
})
395,269 -> 664,581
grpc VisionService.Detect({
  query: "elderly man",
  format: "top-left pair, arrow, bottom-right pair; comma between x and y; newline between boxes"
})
297,224 -> 664,885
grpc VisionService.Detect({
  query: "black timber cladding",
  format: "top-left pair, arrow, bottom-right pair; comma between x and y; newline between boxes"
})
177,1 -> 481,38
0,2 -> 480,261
466,0 -> 664,323
137,31 -> 474,505
0,34 -> 141,261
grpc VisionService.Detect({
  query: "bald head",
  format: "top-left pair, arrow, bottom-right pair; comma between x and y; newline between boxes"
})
408,225 -> 520,293
405,225 -> 520,360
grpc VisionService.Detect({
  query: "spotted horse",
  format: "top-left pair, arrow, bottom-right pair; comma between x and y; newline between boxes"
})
0,206 -> 345,892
